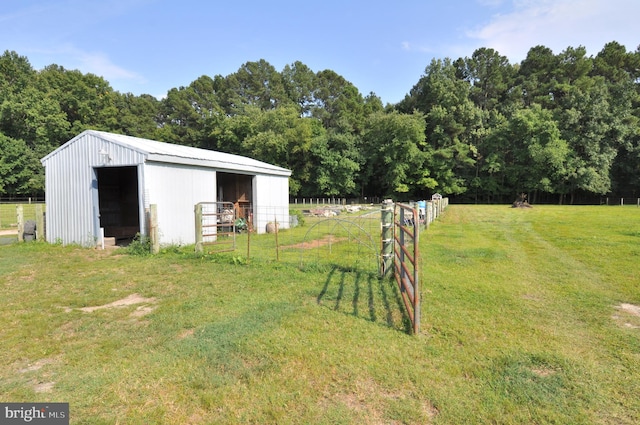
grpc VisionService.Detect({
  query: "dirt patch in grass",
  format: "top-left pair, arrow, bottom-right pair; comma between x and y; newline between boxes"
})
320,377 -> 437,424
15,357 -> 59,394
78,293 -> 157,313
618,303 -> 640,317
531,366 -> 557,377
178,329 -> 195,339
612,303 -> 640,329
17,357 -> 58,374
282,235 -> 347,250
34,382 -> 55,393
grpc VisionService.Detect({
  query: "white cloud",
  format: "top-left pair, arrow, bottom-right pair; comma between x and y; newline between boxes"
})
30,44 -> 146,85
76,51 -> 145,83
467,0 -> 640,61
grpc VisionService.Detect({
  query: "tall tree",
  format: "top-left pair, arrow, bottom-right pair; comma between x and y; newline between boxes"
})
401,58 -> 482,196
224,60 -> 289,112
281,61 -> 317,116
157,75 -> 225,147
0,133 -> 42,196
555,77 -> 618,202
517,45 -> 560,108
36,65 -> 115,137
361,110 -> 431,198
310,131 -> 360,197
458,47 -> 515,112
0,50 -> 35,96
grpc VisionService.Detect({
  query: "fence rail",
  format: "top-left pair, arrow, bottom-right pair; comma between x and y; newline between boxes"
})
393,203 -> 420,334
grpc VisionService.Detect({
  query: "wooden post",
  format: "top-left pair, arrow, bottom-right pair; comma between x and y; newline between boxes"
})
150,204 -> 159,254
246,216 -> 251,264
16,205 -> 24,242
274,215 -> 280,261
35,204 -> 44,241
194,203 -> 203,253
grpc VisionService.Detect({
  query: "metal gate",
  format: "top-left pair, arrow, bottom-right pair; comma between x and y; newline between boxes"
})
393,203 -> 420,334
195,201 -> 236,253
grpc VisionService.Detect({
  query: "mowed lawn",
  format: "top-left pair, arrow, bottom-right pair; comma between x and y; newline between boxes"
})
0,205 -> 638,424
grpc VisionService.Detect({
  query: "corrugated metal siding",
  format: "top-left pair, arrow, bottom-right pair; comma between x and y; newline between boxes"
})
145,162 -> 216,245
42,132 -> 146,245
41,130 -> 291,245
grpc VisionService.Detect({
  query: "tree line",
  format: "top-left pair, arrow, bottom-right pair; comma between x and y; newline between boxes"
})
1,41 -> 638,203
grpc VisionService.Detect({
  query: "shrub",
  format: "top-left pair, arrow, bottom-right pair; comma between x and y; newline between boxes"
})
125,233 -> 151,256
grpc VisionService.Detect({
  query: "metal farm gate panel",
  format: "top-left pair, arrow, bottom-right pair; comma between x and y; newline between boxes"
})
195,202 -> 237,253
393,203 -> 420,334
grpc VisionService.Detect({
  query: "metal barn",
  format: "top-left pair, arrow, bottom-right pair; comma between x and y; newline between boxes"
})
41,130 -> 292,246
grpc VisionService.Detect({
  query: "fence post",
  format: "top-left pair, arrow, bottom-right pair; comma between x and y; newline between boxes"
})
35,204 -> 44,241
150,204 -> 159,254
380,199 -> 394,277
16,205 -> 24,242
194,203 -> 203,253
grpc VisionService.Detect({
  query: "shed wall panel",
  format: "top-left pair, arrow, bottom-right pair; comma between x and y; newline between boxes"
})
253,174 -> 290,233
144,162 -> 216,245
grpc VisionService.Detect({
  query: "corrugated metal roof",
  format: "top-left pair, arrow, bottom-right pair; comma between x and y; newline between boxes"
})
42,130 -> 292,176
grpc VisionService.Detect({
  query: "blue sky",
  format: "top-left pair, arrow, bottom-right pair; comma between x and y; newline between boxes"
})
2,0 -> 638,104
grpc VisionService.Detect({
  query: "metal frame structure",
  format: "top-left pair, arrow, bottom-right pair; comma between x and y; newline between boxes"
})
195,201 -> 236,253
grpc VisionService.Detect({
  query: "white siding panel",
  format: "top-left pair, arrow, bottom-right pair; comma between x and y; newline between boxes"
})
144,162 -> 216,245
253,174 -> 290,233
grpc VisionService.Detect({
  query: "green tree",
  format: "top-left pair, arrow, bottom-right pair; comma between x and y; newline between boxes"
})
0,133 -> 42,196
217,105 -> 323,195
457,48 -> 515,112
555,77 -> 618,202
362,110 -> 431,198
508,105 -> 569,201
281,61 -> 317,116
0,50 -> 35,96
36,65 -> 115,137
111,93 -> 162,139
157,75 -> 225,147
310,132 -> 360,197
401,58 -> 482,196
517,45 -> 560,108
224,60 -> 289,112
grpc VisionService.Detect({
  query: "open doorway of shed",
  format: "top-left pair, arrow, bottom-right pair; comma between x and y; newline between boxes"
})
217,172 -> 253,220
96,166 -> 140,245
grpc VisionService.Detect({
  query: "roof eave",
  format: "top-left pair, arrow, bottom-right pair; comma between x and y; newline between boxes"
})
146,154 -> 292,176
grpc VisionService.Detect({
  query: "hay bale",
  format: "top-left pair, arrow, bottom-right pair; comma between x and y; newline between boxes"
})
266,222 -> 279,233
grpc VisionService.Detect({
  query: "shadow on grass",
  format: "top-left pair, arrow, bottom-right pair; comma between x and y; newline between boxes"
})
317,265 -> 411,334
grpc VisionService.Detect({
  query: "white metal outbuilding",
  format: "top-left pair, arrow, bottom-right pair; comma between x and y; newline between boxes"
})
41,130 -> 291,246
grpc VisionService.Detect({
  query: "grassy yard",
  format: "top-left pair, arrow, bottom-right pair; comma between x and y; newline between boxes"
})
0,205 -> 638,424
0,202 -> 44,230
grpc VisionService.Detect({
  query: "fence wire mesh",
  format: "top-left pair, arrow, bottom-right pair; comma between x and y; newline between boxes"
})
0,203 -> 45,245
218,205 -> 382,274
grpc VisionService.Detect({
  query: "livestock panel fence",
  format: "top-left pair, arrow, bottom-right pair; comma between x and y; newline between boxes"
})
381,196 -> 449,334
0,201 -> 46,244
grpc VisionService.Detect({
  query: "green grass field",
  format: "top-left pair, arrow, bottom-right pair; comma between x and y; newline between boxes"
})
1,205 -> 639,424
0,202 -> 44,230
